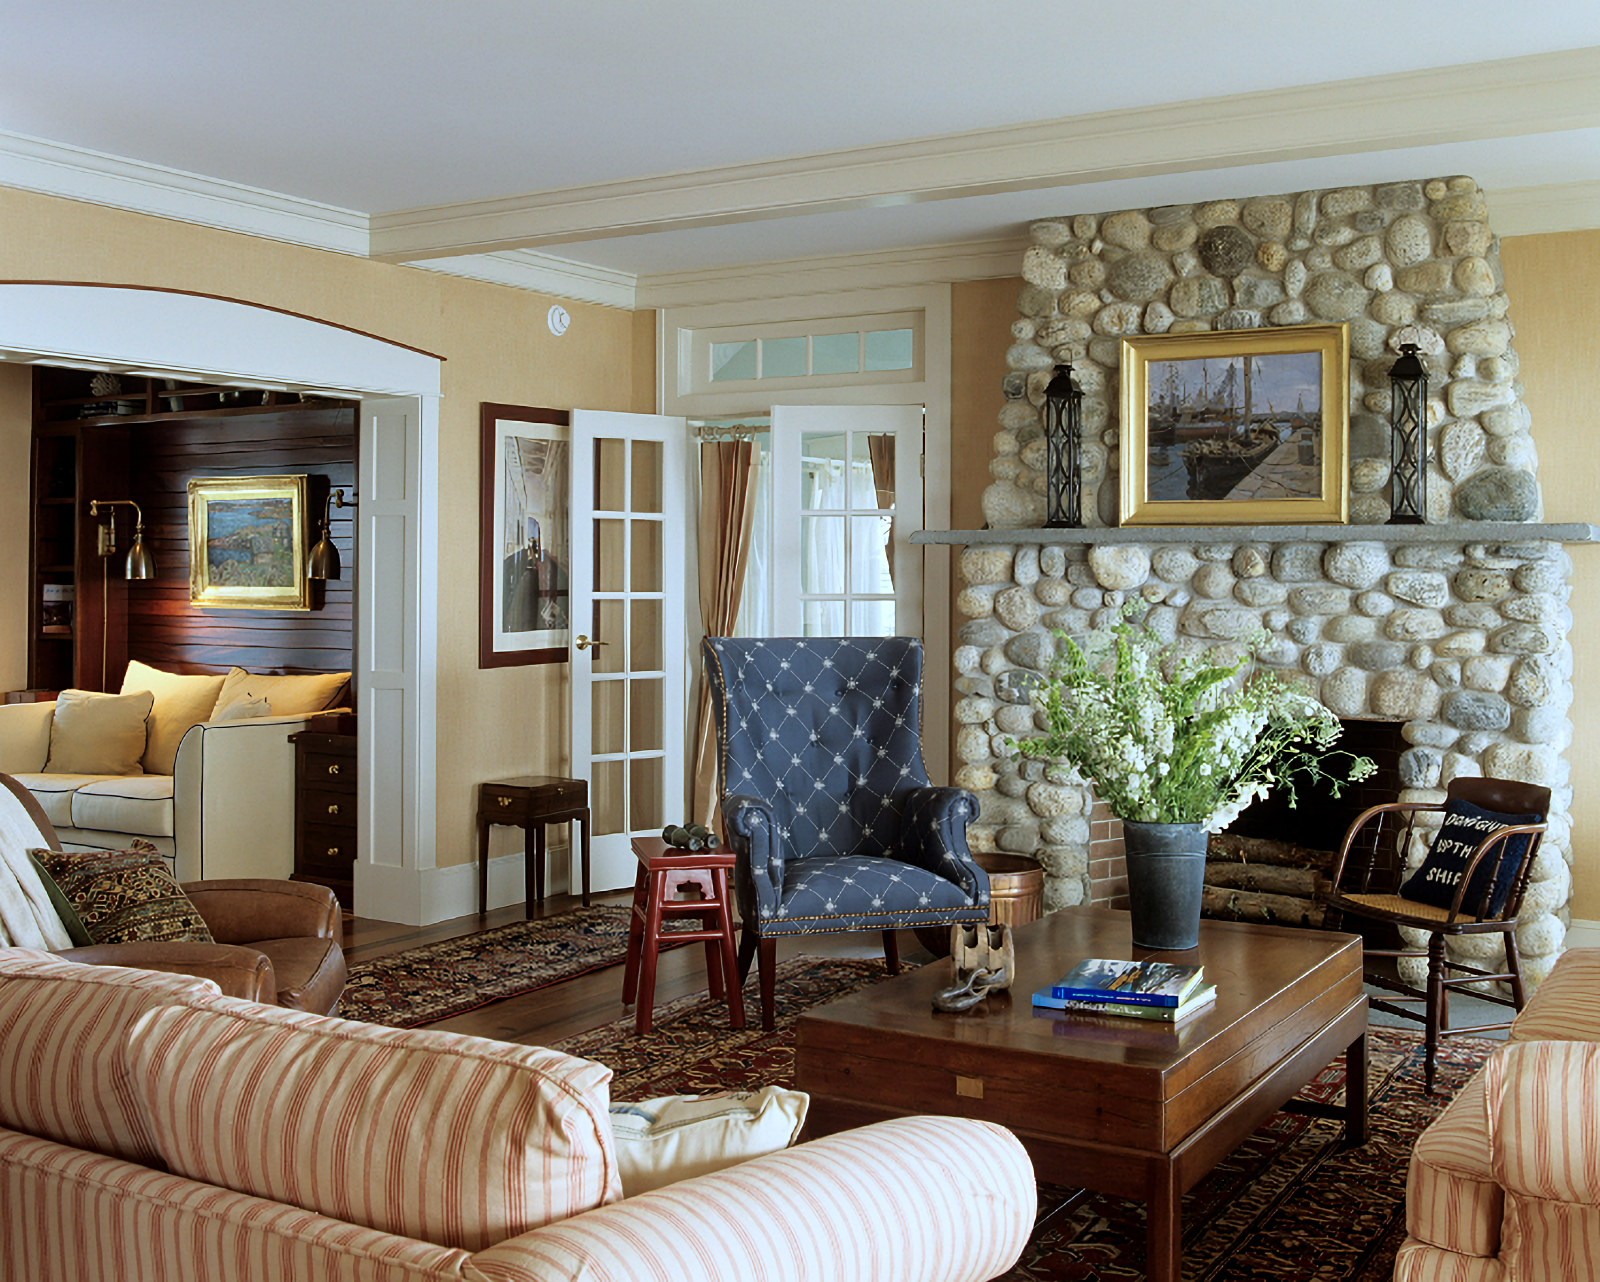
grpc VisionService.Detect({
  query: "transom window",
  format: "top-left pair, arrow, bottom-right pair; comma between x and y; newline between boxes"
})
689,312 -> 922,393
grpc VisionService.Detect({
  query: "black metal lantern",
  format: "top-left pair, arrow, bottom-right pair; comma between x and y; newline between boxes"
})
1388,343 -> 1428,524
1044,363 -> 1084,529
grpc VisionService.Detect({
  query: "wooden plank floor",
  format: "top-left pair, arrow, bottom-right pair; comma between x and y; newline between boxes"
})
342,891 -> 923,1048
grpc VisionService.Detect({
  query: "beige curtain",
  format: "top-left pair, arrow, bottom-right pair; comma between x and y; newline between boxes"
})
867,434 -> 896,587
691,439 -> 759,831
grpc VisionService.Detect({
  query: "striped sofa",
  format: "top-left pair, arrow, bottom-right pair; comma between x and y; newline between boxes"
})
0,949 -> 1037,1282
1395,948 -> 1600,1280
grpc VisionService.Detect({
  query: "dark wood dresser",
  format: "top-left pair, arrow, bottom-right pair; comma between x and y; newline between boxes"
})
289,718 -> 356,911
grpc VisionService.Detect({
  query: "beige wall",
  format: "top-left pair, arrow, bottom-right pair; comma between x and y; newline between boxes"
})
0,187 -> 653,876
0,361 -> 31,694
1502,229 -> 1600,919
951,236 -> 1600,920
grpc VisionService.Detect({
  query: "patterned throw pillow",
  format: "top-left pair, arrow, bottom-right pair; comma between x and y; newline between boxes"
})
1399,798 -> 1543,917
30,843 -> 214,945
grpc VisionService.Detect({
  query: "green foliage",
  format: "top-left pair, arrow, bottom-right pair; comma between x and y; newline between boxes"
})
1010,611 -> 1375,831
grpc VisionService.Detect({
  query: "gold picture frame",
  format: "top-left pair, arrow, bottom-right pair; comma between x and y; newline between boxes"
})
1118,323 -> 1349,526
187,475 -> 310,610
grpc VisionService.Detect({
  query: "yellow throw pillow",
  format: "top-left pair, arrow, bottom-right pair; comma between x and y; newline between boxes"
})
43,688 -> 155,776
120,659 -> 226,775
214,667 -> 350,718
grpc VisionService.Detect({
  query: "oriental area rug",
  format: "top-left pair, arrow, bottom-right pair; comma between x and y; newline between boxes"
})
341,904 -> 683,1027
553,958 -> 1496,1282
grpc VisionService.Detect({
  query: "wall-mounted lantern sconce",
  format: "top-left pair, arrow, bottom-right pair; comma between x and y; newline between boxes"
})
89,499 -> 156,579
309,488 -> 354,581
1388,343 -> 1428,524
1044,363 -> 1085,529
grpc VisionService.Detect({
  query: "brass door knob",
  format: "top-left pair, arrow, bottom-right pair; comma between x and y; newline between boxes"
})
575,634 -> 608,650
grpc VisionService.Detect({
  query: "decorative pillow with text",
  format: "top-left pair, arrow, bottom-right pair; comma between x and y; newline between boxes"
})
1399,798 -> 1542,918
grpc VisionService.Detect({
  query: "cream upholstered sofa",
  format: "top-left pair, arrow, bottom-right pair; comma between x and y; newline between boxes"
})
0,662 -> 348,882
1394,947 -> 1600,1280
0,949 -> 1036,1282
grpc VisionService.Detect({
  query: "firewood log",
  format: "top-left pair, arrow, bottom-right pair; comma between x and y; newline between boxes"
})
1206,832 -> 1336,872
1202,862 -> 1327,898
1200,885 -> 1326,929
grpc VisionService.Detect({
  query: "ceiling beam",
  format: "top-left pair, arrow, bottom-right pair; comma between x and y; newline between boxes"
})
372,47 -> 1600,262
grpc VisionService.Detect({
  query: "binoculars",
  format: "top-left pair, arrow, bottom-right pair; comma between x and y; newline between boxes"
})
662,823 -> 720,851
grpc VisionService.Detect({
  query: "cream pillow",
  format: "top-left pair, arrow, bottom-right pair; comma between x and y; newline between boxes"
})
119,659 -> 226,775
211,695 -> 272,722
213,667 -> 349,718
607,1087 -> 809,1196
44,688 -> 155,777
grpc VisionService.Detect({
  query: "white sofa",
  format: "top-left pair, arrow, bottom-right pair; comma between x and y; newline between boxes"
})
0,698 -> 345,883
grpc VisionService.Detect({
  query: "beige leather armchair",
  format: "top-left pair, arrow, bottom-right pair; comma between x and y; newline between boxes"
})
2,773 -> 345,1013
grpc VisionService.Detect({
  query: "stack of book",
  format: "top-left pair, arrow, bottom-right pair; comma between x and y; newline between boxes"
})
1032,957 -> 1215,1022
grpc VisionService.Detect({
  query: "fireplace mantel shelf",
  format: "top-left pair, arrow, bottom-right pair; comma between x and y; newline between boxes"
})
912,522 -> 1600,547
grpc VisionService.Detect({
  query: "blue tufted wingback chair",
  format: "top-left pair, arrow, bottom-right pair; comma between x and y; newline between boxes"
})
702,636 -> 989,1028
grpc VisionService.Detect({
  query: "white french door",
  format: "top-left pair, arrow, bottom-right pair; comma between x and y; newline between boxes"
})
569,410 -> 690,892
768,404 -> 924,637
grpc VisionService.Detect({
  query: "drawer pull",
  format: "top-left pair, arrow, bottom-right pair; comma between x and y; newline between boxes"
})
326,846 -> 341,858
498,796 -> 512,807
327,763 -> 341,776
326,803 -> 340,816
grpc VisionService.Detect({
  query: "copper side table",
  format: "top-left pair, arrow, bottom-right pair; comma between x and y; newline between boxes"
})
622,835 -> 745,1035
477,775 -> 590,916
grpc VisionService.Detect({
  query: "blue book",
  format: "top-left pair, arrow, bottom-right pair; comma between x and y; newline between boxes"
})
1049,958 -> 1205,1009
1033,983 -> 1217,1023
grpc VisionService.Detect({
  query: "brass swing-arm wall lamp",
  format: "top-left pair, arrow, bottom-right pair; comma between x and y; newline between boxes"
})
309,488 -> 354,581
89,499 -> 156,579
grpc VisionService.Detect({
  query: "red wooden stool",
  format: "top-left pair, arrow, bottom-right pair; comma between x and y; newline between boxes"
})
622,835 -> 745,1035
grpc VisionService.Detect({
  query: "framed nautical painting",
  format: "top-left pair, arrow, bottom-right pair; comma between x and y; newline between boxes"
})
187,475 -> 310,610
479,403 -> 572,668
1118,323 -> 1349,526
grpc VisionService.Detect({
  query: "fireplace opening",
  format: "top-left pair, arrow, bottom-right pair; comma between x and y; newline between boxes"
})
1206,718 -> 1407,941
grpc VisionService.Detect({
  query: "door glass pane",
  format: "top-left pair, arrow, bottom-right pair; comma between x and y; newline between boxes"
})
629,757 -> 665,830
850,600 -> 897,637
711,340 -> 756,382
803,600 -> 845,636
593,598 -> 624,673
850,515 -> 893,592
800,516 -> 845,593
631,599 -> 662,671
595,520 -> 626,592
591,679 -> 625,755
762,336 -> 806,378
801,433 -> 848,510
631,519 -> 662,591
630,678 -> 664,752
864,328 -> 915,371
812,333 -> 858,375
592,759 -> 625,836
595,438 -> 626,511
631,440 -> 663,513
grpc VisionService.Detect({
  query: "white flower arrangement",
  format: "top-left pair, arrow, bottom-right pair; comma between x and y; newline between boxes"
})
1011,611 -> 1375,832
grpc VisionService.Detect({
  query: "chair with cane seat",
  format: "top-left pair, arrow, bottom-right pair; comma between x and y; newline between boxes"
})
1322,775 -> 1550,1094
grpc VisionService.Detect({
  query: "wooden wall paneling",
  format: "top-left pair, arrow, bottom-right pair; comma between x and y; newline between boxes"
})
119,405 -> 357,683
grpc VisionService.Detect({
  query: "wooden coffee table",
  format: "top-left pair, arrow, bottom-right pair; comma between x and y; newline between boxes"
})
796,906 -> 1367,1282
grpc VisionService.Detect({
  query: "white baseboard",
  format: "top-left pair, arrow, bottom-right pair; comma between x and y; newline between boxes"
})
1565,918 -> 1600,950
426,844 -> 586,921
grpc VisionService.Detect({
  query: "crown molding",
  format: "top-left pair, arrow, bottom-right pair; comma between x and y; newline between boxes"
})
368,47 -> 1600,261
0,129 -> 369,255
405,249 -> 636,309
635,234 -> 1030,309
1489,180 -> 1600,237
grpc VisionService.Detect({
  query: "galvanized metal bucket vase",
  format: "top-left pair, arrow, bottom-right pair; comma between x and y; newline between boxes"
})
1121,820 -> 1206,951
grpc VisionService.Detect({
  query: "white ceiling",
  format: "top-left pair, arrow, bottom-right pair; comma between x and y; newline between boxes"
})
3,1 -> 1599,297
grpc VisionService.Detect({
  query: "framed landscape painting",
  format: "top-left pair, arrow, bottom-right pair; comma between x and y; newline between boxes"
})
479,403 -> 572,668
1118,323 -> 1349,526
187,474 -> 309,610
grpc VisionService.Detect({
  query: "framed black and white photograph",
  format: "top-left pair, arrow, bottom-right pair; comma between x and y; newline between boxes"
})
479,404 -> 571,667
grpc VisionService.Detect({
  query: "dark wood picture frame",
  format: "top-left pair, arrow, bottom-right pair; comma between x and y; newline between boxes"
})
479,403 -> 572,668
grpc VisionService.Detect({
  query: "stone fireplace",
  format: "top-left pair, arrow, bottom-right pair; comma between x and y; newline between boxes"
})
913,175 -> 1596,992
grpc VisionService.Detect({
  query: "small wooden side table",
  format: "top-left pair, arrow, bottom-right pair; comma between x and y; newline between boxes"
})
622,835 -> 745,1036
477,775 -> 591,916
